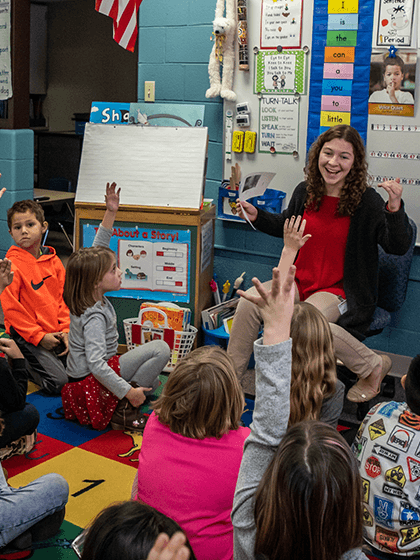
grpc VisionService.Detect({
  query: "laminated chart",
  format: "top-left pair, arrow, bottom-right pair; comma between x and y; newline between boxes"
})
82,223 -> 191,303
260,0 -> 304,49
306,0 -> 375,150
119,238 -> 189,294
255,49 -> 308,95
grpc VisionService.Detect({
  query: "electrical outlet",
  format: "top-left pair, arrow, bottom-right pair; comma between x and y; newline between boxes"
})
145,81 -> 155,102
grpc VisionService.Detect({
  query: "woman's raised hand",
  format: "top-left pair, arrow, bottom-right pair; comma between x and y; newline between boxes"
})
236,200 -> 258,222
284,215 -> 311,252
378,178 -> 402,213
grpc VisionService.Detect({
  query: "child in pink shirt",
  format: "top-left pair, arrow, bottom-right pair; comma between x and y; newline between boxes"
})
133,346 -> 250,560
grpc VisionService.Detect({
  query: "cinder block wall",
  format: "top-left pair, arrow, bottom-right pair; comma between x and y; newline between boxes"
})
0,130 -> 34,257
137,0 -> 420,359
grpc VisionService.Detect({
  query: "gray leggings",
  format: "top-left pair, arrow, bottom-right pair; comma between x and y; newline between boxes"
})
227,279 -> 381,379
119,340 -> 171,395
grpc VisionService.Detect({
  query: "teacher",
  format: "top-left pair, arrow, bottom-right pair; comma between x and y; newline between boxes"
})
228,125 -> 413,403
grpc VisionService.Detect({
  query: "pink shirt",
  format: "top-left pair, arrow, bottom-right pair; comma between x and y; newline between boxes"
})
295,196 -> 350,301
136,411 -> 250,560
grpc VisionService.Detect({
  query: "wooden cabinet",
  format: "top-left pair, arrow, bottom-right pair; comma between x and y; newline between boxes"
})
74,203 -> 216,350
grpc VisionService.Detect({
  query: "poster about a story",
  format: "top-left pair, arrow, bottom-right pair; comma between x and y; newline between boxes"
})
0,1 -> 11,101
82,224 -> 191,303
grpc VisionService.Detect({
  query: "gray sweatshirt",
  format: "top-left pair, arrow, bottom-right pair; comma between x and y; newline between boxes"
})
66,225 -> 131,399
231,337 -> 368,560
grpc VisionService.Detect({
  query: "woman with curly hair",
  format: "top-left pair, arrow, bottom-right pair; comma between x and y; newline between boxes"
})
228,124 -> 413,403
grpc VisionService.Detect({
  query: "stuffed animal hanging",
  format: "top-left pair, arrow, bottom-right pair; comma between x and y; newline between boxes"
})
205,0 -> 237,101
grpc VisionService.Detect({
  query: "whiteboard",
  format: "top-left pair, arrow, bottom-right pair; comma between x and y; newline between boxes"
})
76,123 -> 208,209
225,0 -> 420,240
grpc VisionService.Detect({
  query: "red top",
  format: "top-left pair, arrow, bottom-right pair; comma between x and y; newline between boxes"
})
295,196 -> 351,301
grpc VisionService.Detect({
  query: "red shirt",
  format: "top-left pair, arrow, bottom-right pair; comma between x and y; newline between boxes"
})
295,196 -> 350,301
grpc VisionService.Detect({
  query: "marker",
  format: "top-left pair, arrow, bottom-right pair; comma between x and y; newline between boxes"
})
222,280 -> 231,302
210,279 -> 221,305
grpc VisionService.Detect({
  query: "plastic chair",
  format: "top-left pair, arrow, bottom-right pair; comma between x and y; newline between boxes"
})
44,177 -> 74,249
339,217 -> 417,420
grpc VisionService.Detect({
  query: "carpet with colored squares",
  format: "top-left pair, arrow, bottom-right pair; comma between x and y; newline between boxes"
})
0,379 -> 256,559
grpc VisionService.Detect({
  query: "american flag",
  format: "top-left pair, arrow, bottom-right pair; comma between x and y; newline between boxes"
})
95,0 -> 142,52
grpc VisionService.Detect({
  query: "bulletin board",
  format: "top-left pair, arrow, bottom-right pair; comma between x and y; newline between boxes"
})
224,0 -> 420,240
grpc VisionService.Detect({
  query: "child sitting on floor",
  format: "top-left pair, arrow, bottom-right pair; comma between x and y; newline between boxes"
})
1,195 -> 69,394
0,248 -> 69,552
353,354 -> 420,557
232,264 -> 368,560
132,344 -> 250,560
77,501 -> 196,560
0,258 -> 39,460
61,182 -> 170,431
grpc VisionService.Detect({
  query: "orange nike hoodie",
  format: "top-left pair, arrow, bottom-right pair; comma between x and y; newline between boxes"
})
0,245 -> 70,346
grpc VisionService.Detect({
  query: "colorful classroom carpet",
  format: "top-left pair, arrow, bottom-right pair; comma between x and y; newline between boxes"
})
0,380 -> 255,559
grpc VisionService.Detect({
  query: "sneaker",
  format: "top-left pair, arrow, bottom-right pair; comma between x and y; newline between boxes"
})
110,398 -> 148,433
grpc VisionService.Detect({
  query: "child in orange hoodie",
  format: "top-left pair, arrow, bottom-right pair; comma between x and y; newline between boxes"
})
1,199 -> 69,394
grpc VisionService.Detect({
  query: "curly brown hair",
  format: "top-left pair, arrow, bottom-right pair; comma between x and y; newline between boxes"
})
304,125 -> 370,216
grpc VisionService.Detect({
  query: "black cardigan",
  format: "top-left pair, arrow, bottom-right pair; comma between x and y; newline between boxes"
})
253,182 -> 413,340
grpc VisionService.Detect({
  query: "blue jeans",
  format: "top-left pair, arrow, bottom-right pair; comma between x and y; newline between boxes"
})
0,467 -> 69,547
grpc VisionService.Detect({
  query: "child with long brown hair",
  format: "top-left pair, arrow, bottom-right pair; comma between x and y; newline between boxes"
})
274,215 -> 341,426
61,183 -> 170,431
232,264 -> 367,560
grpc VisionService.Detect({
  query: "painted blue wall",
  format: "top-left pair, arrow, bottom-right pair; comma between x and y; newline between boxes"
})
0,130 -> 34,257
137,0 -> 420,359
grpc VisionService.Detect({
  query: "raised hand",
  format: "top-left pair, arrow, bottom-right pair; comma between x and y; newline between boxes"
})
378,178 -> 402,213
238,265 -> 296,345
0,258 -> 14,293
284,215 -> 311,252
104,182 -> 120,214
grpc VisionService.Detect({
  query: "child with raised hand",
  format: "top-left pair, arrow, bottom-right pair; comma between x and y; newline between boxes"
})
283,216 -> 344,426
232,265 -> 367,560
62,183 -> 170,431
78,501 -> 195,560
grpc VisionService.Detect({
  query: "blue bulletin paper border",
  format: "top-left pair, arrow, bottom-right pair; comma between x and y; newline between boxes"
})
306,0 -> 375,152
82,224 -> 191,303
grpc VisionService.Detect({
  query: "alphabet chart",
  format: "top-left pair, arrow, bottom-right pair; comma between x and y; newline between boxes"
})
306,0 -> 376,149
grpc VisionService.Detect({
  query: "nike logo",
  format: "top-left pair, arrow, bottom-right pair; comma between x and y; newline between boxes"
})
31,275 -> 52,290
